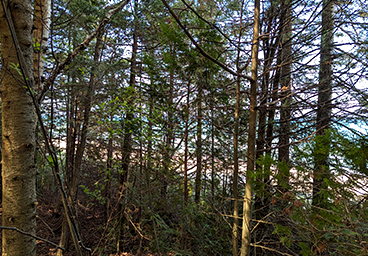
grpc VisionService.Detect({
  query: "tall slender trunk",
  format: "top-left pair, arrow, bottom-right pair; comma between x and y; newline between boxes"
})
254,2 -> 274,217
313,0 -> 334,207
65,84 -> 76,191
105,134 -> 113,222
147,97 -> 153,182
232,75 -> 241,256
162,66 -> 174,199
241,0 -> 260,255
33,0 -> 51,92
211,100 -> 215,202
265,47 -> 282,156
253,6 -> 274,252
195,82 -> 203,204
57,82 -> 76,253
184,82 -> 190,203
232,2 -> 244,250
278,1 -> 292,192
73,29 -> 104,203
117,27 -> 138,252
1,0 -> 37,255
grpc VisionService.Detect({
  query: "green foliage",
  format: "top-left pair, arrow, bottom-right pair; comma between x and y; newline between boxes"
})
273,224 -> 292,247
9,62 -> 21,76
80,183 -> 105,205
279,129 -> 368,255
299,242 -> 312,256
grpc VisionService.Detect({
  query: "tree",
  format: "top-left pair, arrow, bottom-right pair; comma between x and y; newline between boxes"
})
312,0 -> 334,207
33,0 -> 51,92
241,0 -> 260,255
278,0 -> 292,167
0,0 -> 37,255
232,1 -> 246,254
194,80 -> 203,204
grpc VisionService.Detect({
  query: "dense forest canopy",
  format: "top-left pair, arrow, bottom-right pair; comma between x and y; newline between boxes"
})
0,0 -> 368,255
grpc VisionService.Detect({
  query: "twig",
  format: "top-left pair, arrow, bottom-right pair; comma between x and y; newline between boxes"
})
124,211 -> 150,240
37,215 -> 55,237
250,243 -> 295,256
0,226 -> 64,250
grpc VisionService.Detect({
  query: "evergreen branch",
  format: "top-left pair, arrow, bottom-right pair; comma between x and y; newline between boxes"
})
179,0 -> 242,52
38,0 -> 131,103
160,0 -> 254,82
0,226 -> 64,250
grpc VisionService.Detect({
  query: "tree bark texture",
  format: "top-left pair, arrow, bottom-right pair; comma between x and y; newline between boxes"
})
232,3 -> 245,253
33,0 -> 51,92
312,0 -> 334,207
232,75 -> 241,256
278,0 -> 292,165
194,82 -> 203,204
162,65 -> 174,200
0,0 -> 37,255
184,82 -> 190,203
278,0 -> 292,192
241,0 -> 260,255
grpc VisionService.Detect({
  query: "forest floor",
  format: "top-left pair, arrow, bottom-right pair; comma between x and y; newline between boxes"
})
0,189 -> 167,256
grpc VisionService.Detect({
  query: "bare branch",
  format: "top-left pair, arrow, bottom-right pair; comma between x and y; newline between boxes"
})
0,226 -> 64,250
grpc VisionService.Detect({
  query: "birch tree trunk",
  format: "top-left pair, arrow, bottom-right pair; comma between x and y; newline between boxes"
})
0,0 -> 37,255
33,0 -> 51,92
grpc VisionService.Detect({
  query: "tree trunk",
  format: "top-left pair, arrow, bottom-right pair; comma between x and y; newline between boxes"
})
278,0 -> 292,193
240,0 -> 260,255
162,65 -> 174,200
33,0 -> 51,92
312,0 -> 334,207
184,82 -> 190,203
117,27 -> 138,252
232,3 -> 245,249
265,45 -> 282,156
232,75 -> 241,256
194,82 -> 203,204
105,135 -> 113,222
253,4 -> 278,252
0,0 -> 37,255
210,95 -> 215,202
